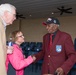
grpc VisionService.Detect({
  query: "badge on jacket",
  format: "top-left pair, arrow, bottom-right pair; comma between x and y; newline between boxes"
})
56,45 -> 62,52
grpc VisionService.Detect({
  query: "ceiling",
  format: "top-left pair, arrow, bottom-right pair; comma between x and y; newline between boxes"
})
0,0 -> 76,19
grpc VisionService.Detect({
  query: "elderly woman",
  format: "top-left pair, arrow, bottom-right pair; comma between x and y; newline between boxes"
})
6,30 -> 36,75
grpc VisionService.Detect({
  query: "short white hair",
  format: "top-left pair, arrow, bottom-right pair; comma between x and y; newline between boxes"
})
0,3 -> 16,15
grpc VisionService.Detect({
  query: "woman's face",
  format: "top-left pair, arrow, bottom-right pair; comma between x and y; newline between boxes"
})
15,32 -> 24,45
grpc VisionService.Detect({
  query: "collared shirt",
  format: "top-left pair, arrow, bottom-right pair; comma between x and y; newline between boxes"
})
49,30 -> 58,43
52,30 -> 58,42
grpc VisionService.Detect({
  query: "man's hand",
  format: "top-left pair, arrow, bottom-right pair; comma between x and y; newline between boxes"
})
7,46 -> 13,54
31,55 -> 36,61
55,67 -> 64,75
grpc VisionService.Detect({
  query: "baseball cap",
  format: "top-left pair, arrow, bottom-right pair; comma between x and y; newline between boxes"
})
42,17 -> 60,25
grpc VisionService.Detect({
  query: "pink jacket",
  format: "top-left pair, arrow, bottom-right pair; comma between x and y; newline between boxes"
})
6,44 -> 33,75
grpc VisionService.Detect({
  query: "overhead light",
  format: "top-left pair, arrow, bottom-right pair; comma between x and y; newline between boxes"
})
52,12 -> 54,14
29,15 -> 32,17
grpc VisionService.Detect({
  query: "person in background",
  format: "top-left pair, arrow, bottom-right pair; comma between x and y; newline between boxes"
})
74,38 -> 76,50
34,17 -> 76,75
6,30 -> 36,75
0,3 -> 16,75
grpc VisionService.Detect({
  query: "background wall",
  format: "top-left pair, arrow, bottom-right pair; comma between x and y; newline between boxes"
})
6,16 -> 76,42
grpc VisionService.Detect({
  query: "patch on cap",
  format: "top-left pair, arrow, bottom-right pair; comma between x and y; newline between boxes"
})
53,20 -> 56,24
47,18 -> 52,22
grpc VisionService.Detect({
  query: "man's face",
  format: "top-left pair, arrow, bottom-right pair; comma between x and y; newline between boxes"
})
4,9 -> 16,25
46,23 -> 59,33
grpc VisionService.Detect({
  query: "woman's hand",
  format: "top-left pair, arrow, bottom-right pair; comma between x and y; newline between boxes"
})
7,46 -> 13,54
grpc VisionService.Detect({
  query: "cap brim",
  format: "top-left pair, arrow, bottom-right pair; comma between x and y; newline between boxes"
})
42,22 -> 47,26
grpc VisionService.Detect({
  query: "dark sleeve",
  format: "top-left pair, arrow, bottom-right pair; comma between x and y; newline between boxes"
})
74,38 -> 76,50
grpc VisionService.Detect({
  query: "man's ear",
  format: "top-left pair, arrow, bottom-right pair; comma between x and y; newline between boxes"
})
54,24 -> 59,30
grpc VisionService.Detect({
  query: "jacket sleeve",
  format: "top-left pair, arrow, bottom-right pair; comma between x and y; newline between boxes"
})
34,36 -> 45,62
5,56 -> 9,71
34,49 -> 44,62
7,47 -> 33,70
61,35 -> 76,74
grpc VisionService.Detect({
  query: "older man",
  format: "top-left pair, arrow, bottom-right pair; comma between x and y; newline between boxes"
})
34,17 -> 76,75
0,3 -> 16,75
